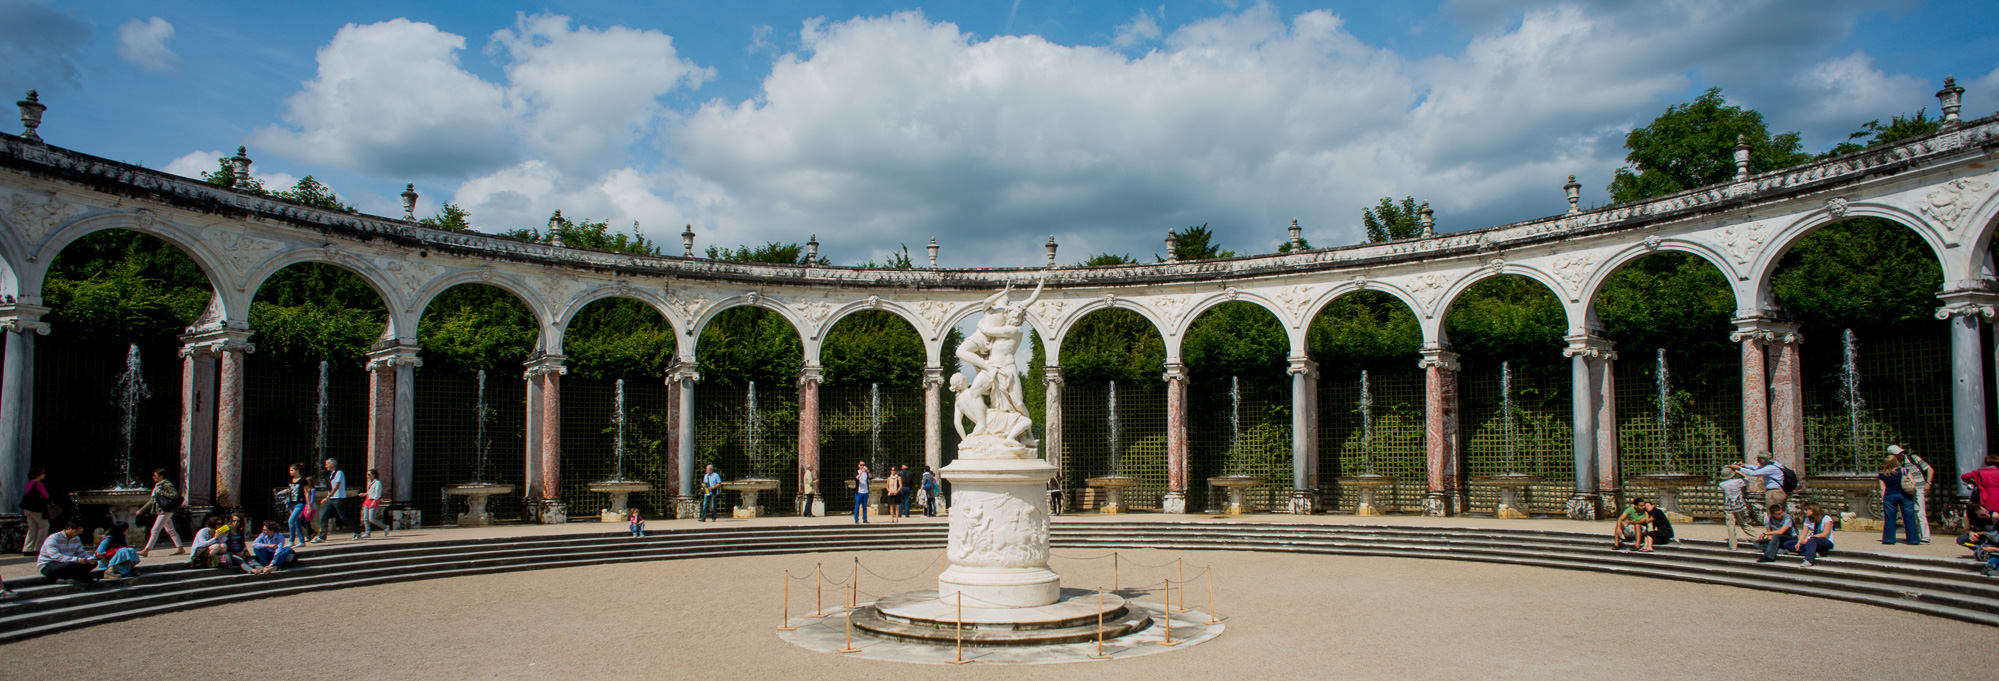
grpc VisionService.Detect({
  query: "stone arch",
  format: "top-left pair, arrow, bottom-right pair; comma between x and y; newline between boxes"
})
1045,295 -> 1171,363
1956,176 -> 1999,281
819,298 -> 929,345
243,249 -> 411,339
690,295 -> 811,359
1169,290 -> 1288,340
1302,282 -> 1427,358
553,286 -> 680,340
1434,265 -> 1576,345
32,210 -> 239,321
1747,202 -> 1952,308
1577,239 -> 1749,319
411,270 -> 554,334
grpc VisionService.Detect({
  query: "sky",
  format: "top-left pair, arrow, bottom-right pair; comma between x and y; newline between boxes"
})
3,0 -> 1997,268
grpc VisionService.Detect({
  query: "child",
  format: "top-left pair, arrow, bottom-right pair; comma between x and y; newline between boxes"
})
96,521 -> 142,579
628,508 -> 645,537
251,521 -> 295,574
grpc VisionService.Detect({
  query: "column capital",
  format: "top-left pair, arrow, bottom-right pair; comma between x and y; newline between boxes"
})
0,300 -> 50,335
669,360 -> 702,384
920,365 -> 943,389
1042,365 -> 1064,387
1561,334 -> 1617,360
523,353 -> 567,379
363,343 -> 422,370
1162,362 -> 1189,384
1729,316 -> 1801,345
1417,343 -> 1459,372
801,362 -> 827,386
179,328 -> 255,357
1935,286 -> 1999,320
1286,355 -> 1319,378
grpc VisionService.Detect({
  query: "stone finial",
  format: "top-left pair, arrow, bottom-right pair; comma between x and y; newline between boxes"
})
1164,231 -> 1178,262
231,146 -> 252,184
805,233 -> 818,262
1288,219 -> 1302,251
17,90 -> 46,143
927,236 -> 938,269
1418,203 -> 1434,237
1733,134 -> 1751,181
681,224 -> 696,257
400,183 -> 418,221
1564,174 -> 1582,215
1045,235 -> 1059,267
1938,75 -> 1965,124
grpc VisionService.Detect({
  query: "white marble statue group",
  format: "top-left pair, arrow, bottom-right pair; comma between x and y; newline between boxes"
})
950,278 -> 1043,460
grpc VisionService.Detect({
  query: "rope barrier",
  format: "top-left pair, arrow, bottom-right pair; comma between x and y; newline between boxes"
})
856,552 -> 946,582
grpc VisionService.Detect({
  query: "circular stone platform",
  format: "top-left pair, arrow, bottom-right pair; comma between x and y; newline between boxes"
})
853,588 -> 1153,645
779,599 -> 1223,664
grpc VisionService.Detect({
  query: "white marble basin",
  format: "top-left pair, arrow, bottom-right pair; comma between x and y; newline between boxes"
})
442,483 -> 515,527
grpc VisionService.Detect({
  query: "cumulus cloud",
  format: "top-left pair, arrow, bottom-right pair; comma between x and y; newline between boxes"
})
489,13 -> 711,173
0,0 -> 89,96
163,149 -> 298,189
115,16 -> 179,71
251,19 -> 515,178
1112,10 -> 1162,48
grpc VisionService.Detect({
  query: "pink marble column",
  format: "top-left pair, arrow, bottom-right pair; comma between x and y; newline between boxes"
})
665,377 -> 680,497
214,343 -> 249,508
1733,327 -> 1771,462
798,365 -> 822,505
1769,332 -> 1805,474
1163,363 -> 1189,513
540,371 -> 561,500
363,361 -> 394,496
1594,353 -> 1618,497
524,371 -> 544,497
523,354 -> 567,522
178,345 -> 217,508
1420,346 -> 1461,516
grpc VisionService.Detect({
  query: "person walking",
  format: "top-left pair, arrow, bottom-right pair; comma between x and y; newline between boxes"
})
359,469 -> 391,538
316,458 -> 354,542
801,466 -> 817,518
1793,502 -> 1836,567
699,465 -> 722,522
284,463 -> 310,548
1727,454 -> 1794,510
853,462 -> 871,524
1887,445 -> 1932,543
1879,453 -> 1921,545
136,468 -> 184,557
1754,503 -> 1795,563
884,464 -> 904,523
18,467 -> 52,557
1047,476 -> 1063,516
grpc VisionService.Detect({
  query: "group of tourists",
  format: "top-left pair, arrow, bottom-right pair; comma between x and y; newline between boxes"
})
851,461 -> 939,524
279,458 -> 391,545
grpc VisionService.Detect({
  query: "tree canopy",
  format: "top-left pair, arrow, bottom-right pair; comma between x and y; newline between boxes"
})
1362,197 -> 1428,242
1158,224 -> 1235,261
1608,88 -> 1810,203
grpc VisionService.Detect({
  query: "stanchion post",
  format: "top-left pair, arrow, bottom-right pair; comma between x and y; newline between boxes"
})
1175,558 -> 1189,612
837,579 -> 860,653
947,592 -> 971,664
1089,586 -> 1111,659
1113,551 -> 1120,591
778,571 -> 795,630
811,562 -> 825,617
1206,565 -> 1219,624
1156,579 -> 1176,646
849,557 -> 858,609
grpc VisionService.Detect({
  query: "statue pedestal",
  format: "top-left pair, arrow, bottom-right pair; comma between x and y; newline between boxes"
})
938,455 -> 1060,609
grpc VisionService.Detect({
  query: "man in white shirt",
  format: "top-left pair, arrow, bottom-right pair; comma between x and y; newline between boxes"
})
38,520 -> 99,584
1727,454 -> 1789,509
317,458 -> 352,542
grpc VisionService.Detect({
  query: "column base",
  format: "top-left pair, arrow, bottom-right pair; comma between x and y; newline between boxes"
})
0,513 -> 23,554
530,499 -> 568,524
1161,491 -> 1187,514
1422,491 -> 1462,517
1287,489 -> 1318,515
1564,492 -> 1603,521
795,494 -> 825,517
390,508 -> 422,530
673,495 -> 698,520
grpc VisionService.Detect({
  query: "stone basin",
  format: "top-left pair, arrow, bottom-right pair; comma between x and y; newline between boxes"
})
587,480 -> 652,522
1473,473 -> 1545,519
441,483 -> 514,527
1806,472 -> 1884,530
721,478 -> 782,518
1628,472 -> 1709,522
71,488 -> 150,545
1207,475 -> 1267,515
1336,474 -> 1398,516
1085,475 -> 1143,514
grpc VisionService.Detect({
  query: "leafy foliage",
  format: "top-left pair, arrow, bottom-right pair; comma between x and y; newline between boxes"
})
1820,109 -> 1940,158
1183,302 -> 1287,381
823,310 -> 924,389
417,284 -> 539,375
1443,276 -> 1567,367
706,241 -> 830,265
1362,197 -> 1427,242
1608,88 -> 1810,203
1308,291 -> 1421,372
1157,224 -> 1236,261
1052,309 -> 1165,384
1771,218 -> 1942,331
418,203 -> 473,231
41,230 -> 211,343
564,298 -> 676,380
505,211 -> 659,255
249,262 -> 387,371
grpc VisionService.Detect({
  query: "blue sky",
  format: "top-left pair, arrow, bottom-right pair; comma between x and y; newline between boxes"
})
3,1 -> 1996,266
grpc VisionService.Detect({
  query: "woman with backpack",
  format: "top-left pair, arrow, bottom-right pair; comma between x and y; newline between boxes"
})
1879,453 -> 1921,545
136,468 -> 184,557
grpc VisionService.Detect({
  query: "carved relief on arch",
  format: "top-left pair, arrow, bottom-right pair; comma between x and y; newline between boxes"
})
6,192 -> 82,247
203,228 -> 286,289
1920,174 -> 1993,244
1273,285 -> 1315,322
1714,220 -> 1769,265
912,300 -> 952,335
1550,251 -> 1596,299
532,274 -> 583,311
375,257 -> 444,300
1406,273 -> 1450,312
668,291 -> 709,321
1152,294 -> 1188,325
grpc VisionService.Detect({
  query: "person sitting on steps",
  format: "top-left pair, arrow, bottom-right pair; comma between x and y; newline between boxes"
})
1635,499 -> 1674,552
1612,497 -> 1648,550
1754,503 -> 1795,563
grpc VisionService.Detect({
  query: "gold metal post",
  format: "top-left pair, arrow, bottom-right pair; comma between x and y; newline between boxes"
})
947,591 -> 971,664
778,571 -> 795,630
1206,565 -> 1220,624
849,558 -> 858,609
1175,558 -> 1189,612
1088,586 -> 1111,659
1113,551 -> 1120,592
810,562 -> 825,617
1155,579 -> 1177,646
837,580 -> 860,653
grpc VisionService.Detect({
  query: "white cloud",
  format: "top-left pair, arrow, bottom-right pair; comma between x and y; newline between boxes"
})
163,149 -> 297,189
1112,11 -> 1161,48
1785,52 -> 1929,145
115,16 -> 179,72
489,13 -> 711,174
1964,66 -> 1999,123
251,19 -> 515,178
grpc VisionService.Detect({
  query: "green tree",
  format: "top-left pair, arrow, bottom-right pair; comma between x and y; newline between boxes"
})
417,284 -> 540,375
857,245 -> 916,269
40,230 -> 212,343
1157,224 -> 1236,261
1362,197 -> 1426,243
1443,276 -> 1567,367
1275,236 -> 1313,253
1053,309 -> 1165,384
1820,109 -> 1941,158
564,298 -> 677,380
1308,291 -> 1421,372
507,211 -> 659,255
419,203 -> 473,231
706,241 -> 829,265
248,262 -> 388,371
1183,302 -> 1287,380
199,156 -> 265,194
275,176 -> 353,212
1771,219 -> 1942,331
822,311 -> 924,388
1081,253 -> 1138,266
1608,88 -> 1810,203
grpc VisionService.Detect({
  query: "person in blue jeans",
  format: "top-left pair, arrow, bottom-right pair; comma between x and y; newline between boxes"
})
1792,502 -> 1836,567
1879,453 -> 1920,544
698,465 -> 722,522
250,521 -> 294,574
1754,503 -> 1794,563
854,461 -> 871,524
285,463 -> 310,548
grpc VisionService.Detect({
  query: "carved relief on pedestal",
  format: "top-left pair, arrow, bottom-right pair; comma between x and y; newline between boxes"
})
946,493 -> 1049,568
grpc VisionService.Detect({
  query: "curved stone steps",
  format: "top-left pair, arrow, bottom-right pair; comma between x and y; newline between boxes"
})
1,521 -> 1991,644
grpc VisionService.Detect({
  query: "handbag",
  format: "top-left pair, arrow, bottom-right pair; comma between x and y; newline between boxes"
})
1899,466 -> 1924,497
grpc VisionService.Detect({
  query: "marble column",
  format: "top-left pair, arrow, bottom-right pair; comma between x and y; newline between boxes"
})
1937,296 -> 1996,497
177,341 -> 217,508
1593,349 -> 1619,501
922,365 -> 943,473
1419,344 -> 1462,516
524,354 -> 567,523
1562,334 -> 1615,519
363,344 -> 420,505
524,370 -> 543,497
205,332 -> 254,509
1767,327 -> 1805,474
1731,323 -> 1773,463
673,362 -> 701,520
1287,356 -> 1319,514
1163,362 -> 1189,514
1042,366 -> 1064,474
664,377 -> 680,497
799,363 -> 824,515
0,304 -> 48,516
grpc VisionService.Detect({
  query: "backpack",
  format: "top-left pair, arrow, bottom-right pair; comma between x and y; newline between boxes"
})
1778,465 -> 1800,493
1899,464 -> 1924,497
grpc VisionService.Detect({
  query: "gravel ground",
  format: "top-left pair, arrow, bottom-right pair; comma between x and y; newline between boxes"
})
3,547 -> 1992,680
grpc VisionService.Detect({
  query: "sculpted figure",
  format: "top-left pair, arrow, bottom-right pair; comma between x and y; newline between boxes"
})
951,278 -> 1044,456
